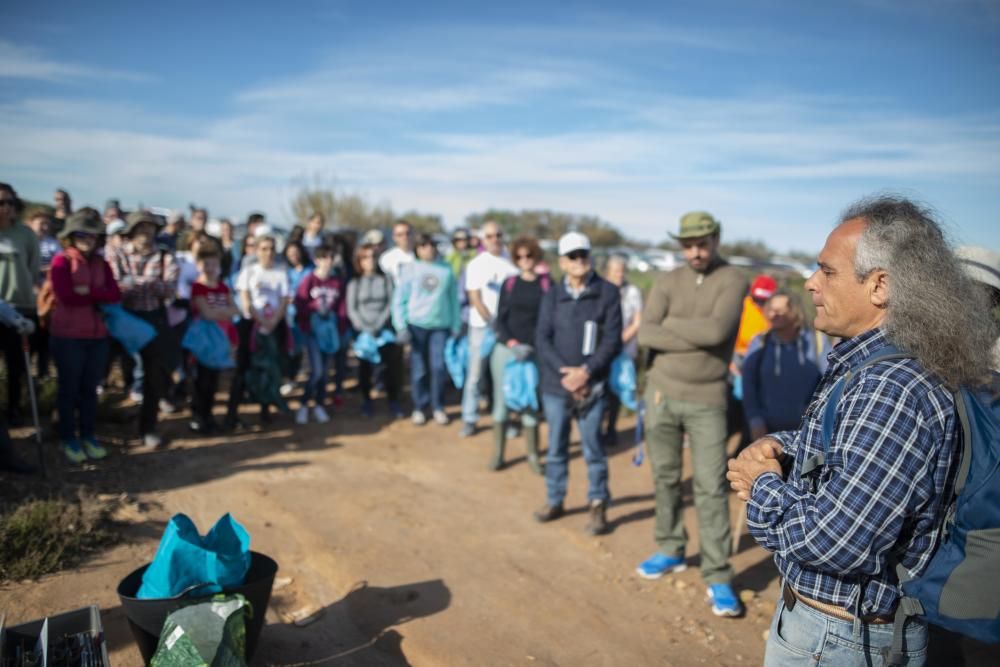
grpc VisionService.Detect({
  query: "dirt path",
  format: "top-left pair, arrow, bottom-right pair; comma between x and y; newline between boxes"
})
0,400 -> 782,666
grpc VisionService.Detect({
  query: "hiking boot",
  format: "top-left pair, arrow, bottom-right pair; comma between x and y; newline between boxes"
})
81,438 -> 108,460
533,503 -> 564,523
488,423 -> 506,471
636,552 -> 688,579
412,410 -> 427,426
525,425 -> 543,475
459,422 -> 476,437
707,583 -> 744,618
433,410 -> 450,426
586,499 -> 609,536
312,405 -> 330,424
62,440 -> 87,464
295,406 -> 309,425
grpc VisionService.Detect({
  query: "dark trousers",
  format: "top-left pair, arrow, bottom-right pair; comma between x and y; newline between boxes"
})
30,325 -> 50,379
0,322 -> 26,418
226,318 -> 288,421
604,392 -> 621,440
192,363 -> 220,427
51,337 -> 109,441
358,342 -> 403,403
132,309 -> 169,436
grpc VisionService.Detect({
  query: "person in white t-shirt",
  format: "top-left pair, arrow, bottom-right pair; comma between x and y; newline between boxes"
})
226,234 -> 291,428
378,220 -> 416,283
459,221 -> 518,436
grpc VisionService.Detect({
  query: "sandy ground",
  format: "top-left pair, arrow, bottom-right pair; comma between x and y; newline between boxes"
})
1,389 -> 791,666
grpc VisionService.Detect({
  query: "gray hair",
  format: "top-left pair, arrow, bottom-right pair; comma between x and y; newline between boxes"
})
842,195 -> 997,388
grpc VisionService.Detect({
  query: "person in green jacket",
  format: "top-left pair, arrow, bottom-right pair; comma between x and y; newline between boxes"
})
0,183 -> 40,425
393,234 -> 461,426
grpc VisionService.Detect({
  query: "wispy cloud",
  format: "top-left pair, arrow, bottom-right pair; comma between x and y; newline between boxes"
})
0,40 -> 152,83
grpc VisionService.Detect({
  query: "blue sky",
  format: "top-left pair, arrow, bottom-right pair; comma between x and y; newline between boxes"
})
2,0 -> 998,251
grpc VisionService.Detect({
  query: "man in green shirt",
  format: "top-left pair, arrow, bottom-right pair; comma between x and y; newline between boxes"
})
0,183 -> 41,425
635,211 -> 748,617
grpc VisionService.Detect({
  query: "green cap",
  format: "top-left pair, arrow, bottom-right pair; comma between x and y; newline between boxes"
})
124,209 -> 161,236
58,207 -> 105,239
670,211 -> 721,240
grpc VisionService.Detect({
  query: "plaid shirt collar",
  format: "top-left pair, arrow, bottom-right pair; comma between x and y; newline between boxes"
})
825,326 -> 890,375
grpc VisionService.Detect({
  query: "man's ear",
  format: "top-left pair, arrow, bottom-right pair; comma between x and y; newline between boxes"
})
869,270 -> 889,308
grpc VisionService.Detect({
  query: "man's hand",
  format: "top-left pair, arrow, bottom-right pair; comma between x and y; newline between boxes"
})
560,366 -> 589,393
738,436 -> 784,463
727,443 -> 783,501
396,327 -> 412,346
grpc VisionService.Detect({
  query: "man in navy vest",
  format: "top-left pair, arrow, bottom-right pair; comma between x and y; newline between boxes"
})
727,196 -> 997,665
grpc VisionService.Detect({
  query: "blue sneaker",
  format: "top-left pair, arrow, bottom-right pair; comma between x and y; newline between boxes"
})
636,552 -> 687,579
707,583 -> 744,617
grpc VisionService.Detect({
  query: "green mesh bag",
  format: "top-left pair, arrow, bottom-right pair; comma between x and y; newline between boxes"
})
150,594 -> 250,667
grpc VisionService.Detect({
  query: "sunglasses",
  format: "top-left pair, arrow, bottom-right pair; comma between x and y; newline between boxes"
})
515,253 -> 534,261
566,250 -> 590,261
0,199 -> 15,207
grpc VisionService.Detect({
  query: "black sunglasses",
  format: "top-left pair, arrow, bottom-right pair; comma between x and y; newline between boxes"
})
566,249 -> 590,261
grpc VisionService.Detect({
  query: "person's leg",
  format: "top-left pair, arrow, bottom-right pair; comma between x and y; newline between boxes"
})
78,338 -> 109,441
604,392 -> 621,444
489,344 -> 512,426
139,338 -> 164,436
461,325 -> 485,425
316,351 -> 333,405
577,394 -> 610,503
0,324 -> 25,420
358,359 -> 373,400
644,386 -> 688,559
302,335 -> 323,406
225,319 -> 253,424
541,393 -> 572,508
428,329 -> 448,413
333,348 -> 348,397
50,337 -> 84,442
409,326 -> 430,411
684,400 -> 733,585
383,343 -> 404,404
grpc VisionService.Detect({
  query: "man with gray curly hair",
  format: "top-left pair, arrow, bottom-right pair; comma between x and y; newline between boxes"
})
727,196 -> 997,666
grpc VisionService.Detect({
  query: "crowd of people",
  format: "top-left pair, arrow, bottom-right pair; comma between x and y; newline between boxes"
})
2,182 -> 999,664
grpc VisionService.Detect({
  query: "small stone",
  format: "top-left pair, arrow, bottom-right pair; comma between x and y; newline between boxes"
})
739,589 -> 756,604
674,579 -> 688,590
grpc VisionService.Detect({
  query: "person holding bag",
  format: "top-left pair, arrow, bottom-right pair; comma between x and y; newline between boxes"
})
109,210 -> 179,449
49,208 -> 121,463
294,245 -> 345,425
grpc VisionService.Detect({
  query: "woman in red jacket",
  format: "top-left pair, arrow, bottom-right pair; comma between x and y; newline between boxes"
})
49,208 -> 121,463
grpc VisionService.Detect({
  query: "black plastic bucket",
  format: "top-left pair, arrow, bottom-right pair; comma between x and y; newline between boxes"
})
116,551 -> 278,663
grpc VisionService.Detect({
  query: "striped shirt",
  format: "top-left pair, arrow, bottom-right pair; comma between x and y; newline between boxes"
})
109,243 -> 179,313
747,327 -> 959,617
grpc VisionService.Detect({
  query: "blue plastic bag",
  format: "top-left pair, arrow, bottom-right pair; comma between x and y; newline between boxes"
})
182,319 -> 235,369
309,312 -> 340,354
101,303 -> 157,355
479,327 -> 496,359
137,513 -> 251,600
353,329 -> 396,365
445,335 -> 468,389
609,352 -> 638,411
503,358 -> 539,411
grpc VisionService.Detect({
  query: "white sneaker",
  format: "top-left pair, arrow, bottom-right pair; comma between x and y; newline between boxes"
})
158,399 -> 177,414
129,390 -> 143,403
433,410 -> 450,426
295,406 -> 309,425
412,410 -> 427,425
280,382 -> 295,397
312,405 -> 330,424
141,433 -> 162,450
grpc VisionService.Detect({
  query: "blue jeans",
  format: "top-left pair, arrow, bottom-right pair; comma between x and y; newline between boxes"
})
461,325 -> 487,424
765,594 -> 928,666
302,335 -> 333,404
410,325 -> 448,412
51,337 -> 109,441
542,391 -> 609,507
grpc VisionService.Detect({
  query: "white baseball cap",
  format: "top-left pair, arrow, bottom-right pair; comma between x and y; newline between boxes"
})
558,231 -> 591,256
956,245 -> 1000,292
106,219 -> 127,236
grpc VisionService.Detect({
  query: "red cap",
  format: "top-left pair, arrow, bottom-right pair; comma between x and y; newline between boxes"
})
750,275 -> 777,300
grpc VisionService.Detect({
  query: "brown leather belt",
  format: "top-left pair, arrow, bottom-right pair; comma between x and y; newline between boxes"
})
782,584 -> 894,625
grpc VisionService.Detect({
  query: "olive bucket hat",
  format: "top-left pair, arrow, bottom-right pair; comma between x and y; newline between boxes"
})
124,209 -> 162,236
58,207 -> 105,239
670,211 -> 721,240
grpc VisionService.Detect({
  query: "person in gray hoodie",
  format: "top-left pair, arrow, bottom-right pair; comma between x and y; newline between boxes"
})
347,243 -> 405,418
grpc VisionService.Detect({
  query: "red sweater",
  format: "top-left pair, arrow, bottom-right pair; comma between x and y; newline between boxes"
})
49,248 -> 121,339
294,272 -> 347,334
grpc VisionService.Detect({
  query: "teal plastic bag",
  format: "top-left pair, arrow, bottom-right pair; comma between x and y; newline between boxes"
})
503,358 -> 539,411
101,303 -> 157,355
445,335 -> 467,389
609,352 -> 638,411
182,319 -> 235,369
353,329 -> 396,365
138,513 -> 251,600
309,312 -> 340,354
151,594 -> 249,666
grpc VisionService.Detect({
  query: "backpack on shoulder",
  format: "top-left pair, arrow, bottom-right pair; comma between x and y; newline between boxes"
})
804,344 -> 1000,663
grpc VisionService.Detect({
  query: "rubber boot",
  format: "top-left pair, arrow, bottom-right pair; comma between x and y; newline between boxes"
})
489,422 -> 506,471
525,425 -> 543,475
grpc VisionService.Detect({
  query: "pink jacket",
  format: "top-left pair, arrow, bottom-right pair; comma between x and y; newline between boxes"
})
50,248 -> 121,339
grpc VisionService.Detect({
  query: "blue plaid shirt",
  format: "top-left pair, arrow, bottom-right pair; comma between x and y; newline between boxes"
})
747,327 -> 958,617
